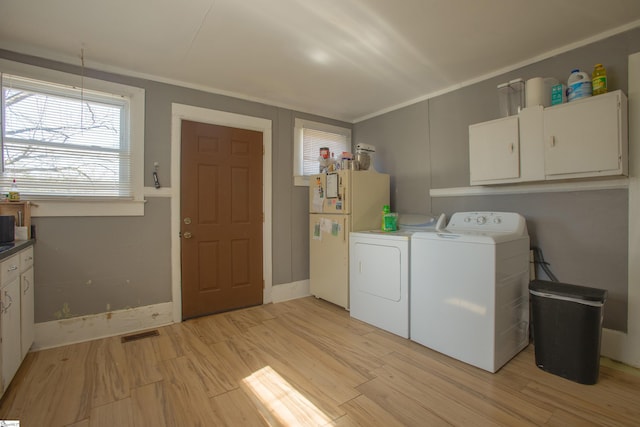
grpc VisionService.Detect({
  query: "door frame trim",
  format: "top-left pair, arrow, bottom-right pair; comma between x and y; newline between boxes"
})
170,104 -> 273,323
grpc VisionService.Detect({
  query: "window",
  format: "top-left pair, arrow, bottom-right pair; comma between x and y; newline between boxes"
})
0,59 -> 144,216
293,118 -> 351,186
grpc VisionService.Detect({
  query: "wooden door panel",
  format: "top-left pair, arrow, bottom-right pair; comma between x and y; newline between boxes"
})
181,120 -> 263,319
198,164 -> 219,223
231,166 -> 250,222
231,239 -> 250,285
198,241 -> 220,291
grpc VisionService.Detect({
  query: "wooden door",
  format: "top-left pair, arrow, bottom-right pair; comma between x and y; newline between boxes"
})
180,120 -> 263,319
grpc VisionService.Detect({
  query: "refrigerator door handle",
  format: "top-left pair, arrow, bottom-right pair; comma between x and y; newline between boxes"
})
343,217 -> 346,242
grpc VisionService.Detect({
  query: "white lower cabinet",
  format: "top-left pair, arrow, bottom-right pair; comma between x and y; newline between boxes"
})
1,255 -> 22,392
0,245 -> 35,396
19,247 -> 34,359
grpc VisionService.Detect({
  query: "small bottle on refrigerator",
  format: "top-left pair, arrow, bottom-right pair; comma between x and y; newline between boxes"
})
8,179 -> 20,201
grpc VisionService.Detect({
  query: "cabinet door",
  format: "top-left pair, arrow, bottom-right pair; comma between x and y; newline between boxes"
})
1,277 -> 22,391
20,267 -> 34,359
469,116 -> 520,184
544,91 -> 625,178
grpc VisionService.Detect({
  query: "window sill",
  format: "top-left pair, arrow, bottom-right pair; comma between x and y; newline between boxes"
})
30,199 -> 145,217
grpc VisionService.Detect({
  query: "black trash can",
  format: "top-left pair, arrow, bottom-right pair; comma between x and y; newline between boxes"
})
529,279 -> 607,385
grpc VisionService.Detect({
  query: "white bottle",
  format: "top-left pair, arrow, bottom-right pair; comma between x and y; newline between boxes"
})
567,69 -> 592,102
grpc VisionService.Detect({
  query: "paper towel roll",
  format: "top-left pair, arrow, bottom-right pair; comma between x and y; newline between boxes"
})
526,77 -> 559,107
526,77 -> 545,107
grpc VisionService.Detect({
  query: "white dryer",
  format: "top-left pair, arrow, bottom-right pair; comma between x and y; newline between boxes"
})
410,212 -> 530,373
349,214 -> 443,338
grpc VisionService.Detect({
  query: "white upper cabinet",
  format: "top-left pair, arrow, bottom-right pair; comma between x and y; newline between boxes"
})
543,90 -> 628,179
469,115 -> 520,184
469,90 -> 628,185
469,106 -> 545,185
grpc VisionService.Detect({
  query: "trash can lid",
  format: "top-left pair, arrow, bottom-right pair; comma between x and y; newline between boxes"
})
529,280 -> 607,303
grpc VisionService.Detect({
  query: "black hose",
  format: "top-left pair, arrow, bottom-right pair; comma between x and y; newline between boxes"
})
531,246 -> 558,282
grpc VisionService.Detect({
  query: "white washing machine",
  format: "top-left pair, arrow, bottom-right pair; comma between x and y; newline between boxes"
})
410,212 -> 530,373
349,214 -> 444,338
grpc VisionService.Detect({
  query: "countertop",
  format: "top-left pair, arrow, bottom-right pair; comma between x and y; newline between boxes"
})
0,239 -> 35,261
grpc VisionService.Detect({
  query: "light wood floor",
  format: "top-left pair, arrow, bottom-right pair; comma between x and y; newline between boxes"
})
1,296 -> 639,426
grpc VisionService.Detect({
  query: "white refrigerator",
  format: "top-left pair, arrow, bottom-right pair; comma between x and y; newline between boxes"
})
309,169 -> 390,309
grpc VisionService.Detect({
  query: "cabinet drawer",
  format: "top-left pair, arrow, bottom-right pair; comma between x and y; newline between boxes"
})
20,247 -> 34,271
1,254 -> 20,285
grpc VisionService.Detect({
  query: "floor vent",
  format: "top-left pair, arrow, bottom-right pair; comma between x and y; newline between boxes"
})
121,329 -> 160,343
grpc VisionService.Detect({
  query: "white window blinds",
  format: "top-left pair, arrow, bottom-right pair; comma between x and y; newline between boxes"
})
301,127 -> 350,176
1,74 -> 132,198
294,119 -> 351,182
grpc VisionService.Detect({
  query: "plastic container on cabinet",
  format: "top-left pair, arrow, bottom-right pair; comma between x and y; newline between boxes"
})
567,69 -> 592,102
592,64 -> 608,96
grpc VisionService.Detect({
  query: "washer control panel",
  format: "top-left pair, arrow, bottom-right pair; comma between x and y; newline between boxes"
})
447,212 -> 526,234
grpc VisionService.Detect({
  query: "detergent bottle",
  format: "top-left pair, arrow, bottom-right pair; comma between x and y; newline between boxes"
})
567,69 -> 592,102
592,64 -> 608,96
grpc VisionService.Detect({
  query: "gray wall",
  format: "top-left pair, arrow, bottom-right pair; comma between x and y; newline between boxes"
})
354,29 -> 640,331
33,198 -> 172,321
354,102 -> 432,214
0,49 -> 348,323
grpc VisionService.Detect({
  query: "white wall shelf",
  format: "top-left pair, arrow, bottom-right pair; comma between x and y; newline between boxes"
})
430,178 -> 629,198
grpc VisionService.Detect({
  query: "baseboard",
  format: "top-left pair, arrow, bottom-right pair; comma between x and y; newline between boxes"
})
602,327 -> 640,368
271,279 -> 310,303
32,302 -> 174,351
32,283 -> 311,351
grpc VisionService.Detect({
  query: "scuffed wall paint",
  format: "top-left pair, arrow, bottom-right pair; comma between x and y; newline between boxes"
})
53,302 -> 74,320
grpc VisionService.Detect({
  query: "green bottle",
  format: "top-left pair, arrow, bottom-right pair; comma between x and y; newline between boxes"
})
382,205 -> 390,231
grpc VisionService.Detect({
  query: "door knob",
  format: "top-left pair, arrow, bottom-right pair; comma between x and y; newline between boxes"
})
183,231 -> 193,239
184,217 -> 192,225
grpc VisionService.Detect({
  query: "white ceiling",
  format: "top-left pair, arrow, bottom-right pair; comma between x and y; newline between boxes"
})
2,0 -> 640,122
